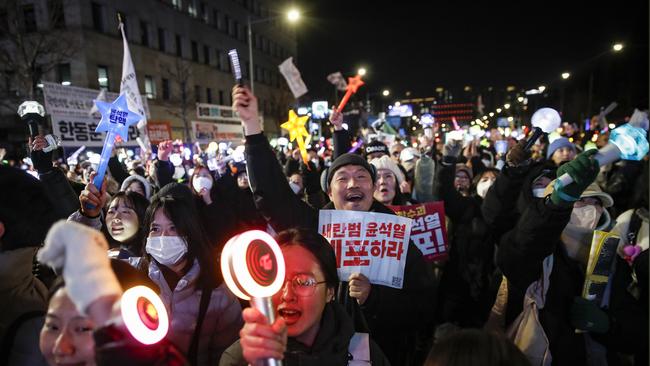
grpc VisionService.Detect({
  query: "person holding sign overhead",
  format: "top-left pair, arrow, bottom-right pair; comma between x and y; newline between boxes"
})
232,85 -> 436,366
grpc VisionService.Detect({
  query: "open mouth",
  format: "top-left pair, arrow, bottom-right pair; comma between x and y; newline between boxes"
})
111,225 -> 124,235
379,187 -> 389,193
345,192 -> 364,202
278,308 -> 301,324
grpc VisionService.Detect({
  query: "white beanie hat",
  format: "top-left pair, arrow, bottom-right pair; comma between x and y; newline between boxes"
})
369,155 -> 405,186
120,174 -> 152,199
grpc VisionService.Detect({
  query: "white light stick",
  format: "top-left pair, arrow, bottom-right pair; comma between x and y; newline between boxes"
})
524,107 -> 561,150
120,286 -> 169,345
557,123 -> 649,187
221,230 -> 286,366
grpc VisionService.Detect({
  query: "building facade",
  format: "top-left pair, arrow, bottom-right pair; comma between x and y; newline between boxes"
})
0,0 -> 296,157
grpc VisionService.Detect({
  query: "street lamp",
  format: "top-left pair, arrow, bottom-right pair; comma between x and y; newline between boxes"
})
382,89 -> 390,96
357,67 -> 367,76
561,72 -> 571,79
612,43 -> 624,52
248,8 -> 300,94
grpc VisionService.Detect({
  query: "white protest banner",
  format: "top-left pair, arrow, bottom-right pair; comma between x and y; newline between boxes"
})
191,121 -> 244,144
388,202 -> 448,262
319,210 -> 412,289
278,57 -> 308,98
327,71 -> 348,92
42,82 -> 148,147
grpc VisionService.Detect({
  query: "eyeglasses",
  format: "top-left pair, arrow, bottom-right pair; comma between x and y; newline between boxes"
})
281,274 -> 327,297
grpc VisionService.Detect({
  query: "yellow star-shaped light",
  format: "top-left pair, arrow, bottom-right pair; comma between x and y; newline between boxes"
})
281,110 -> 310,164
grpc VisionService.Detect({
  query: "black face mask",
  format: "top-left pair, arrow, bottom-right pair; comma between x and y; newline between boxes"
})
94,324 -> 187,366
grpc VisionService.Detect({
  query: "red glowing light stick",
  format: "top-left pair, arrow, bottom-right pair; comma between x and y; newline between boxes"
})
120,286 -> 169,345
336,75 -> 365,111
221,230 -> 286,366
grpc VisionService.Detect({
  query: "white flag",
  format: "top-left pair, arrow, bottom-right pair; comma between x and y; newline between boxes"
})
119,21 -> 150,150
278,57 -> 308,98
327,71 -> 348,92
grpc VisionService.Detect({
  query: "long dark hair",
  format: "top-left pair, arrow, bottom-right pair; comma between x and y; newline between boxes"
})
275,228 -> 339,290
103,191 -> 149,255
141,193 -> 221,288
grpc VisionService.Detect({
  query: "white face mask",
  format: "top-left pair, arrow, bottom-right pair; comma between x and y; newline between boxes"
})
146,236 -> 188,266
476,179 -> 495,198
569,205 -> 601,230
289,181 -> 302,195
192,176 -> 213,193
532,188 -> 547,198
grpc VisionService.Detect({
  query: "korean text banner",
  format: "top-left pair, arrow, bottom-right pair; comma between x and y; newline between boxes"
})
388,202 -> 448,262
319,210 -> 412,289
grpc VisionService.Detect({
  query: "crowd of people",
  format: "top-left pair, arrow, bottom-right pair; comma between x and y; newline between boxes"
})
0,85 -> 647,366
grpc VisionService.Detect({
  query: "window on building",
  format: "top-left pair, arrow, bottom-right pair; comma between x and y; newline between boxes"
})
97,65 -> 109,90
175,34 -> 182,57
91,2 -> 104,32
218,90 -> 224,105
172,0 -> 182,11
158,28 -> 166,51
233,20 -> 239,40
191,41 -> 198,62
162,78 -> 170,100
215,49 -> 222,70
22,4 -> 37,32
203,45 -> 210,65
188,1 -> 197,17
206,87 -> 212,103
225,15 -> 233,36
48,0 -> 66,29
145,75 -> 156,99
57,63 -> 71,85
194,85 -> 201,103
0,10 -> 8,36
200,2 -> 208,23
140,21 -> 149,46
212,9 -> 222,30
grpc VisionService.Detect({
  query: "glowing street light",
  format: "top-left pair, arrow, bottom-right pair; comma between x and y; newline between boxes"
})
357,67 -> 367,76
612,43 -> 624,52
287,9 -> 300,22
382,89 -> 390,96
538,85 -> 546,92
561,72 -> 571,80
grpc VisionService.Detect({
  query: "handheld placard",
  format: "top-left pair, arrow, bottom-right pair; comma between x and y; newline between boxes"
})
228,49 -> 243,85
336,74 -> 365,112
88,94 -> 141,208
221,230 -> 286,366
524,107 -> 561,150
120,285 -> 169,345
557,123 -> 649,187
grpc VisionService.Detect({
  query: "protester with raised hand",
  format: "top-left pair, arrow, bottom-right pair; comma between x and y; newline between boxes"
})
494,148 -> 648,364
233,85 -> 435,365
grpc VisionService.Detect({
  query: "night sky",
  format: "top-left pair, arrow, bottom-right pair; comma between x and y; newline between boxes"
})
295,0 -> 649,108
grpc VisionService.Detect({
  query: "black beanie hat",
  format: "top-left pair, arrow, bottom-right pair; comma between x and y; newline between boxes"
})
364,140 -> 388,157
326,153 -> 376,189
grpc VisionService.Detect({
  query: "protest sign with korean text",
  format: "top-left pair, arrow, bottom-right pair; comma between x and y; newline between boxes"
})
388,202 -> 448,262
42,82 -> 149,148
319,210 -> 412,289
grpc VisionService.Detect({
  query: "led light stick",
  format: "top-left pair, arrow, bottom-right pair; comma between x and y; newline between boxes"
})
120,285 -> 169,345
281,110 -> 310,165
221,230 -> 286,366
92,94 -> 141,195
228,49 -> 243,85
524,107 -> 561,150
17,100 -> 46,137
557,123 -> 649,187
336,74 -> 365,111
